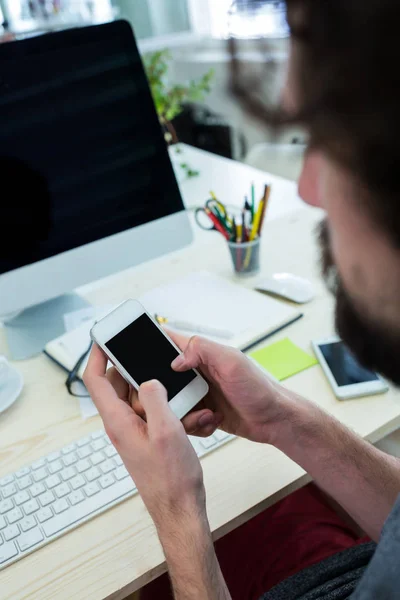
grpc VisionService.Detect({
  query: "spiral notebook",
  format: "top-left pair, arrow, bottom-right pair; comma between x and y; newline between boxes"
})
44,271 -> 302,381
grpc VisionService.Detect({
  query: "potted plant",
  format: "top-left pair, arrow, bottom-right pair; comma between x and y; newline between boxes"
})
144,49 -> 214,179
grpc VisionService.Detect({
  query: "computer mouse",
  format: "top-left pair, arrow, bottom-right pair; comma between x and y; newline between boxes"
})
0,357 -> 24,414
255,273 -> 316,304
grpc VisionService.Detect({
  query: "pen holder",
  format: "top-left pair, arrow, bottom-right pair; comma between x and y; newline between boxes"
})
228,238 -> 261,277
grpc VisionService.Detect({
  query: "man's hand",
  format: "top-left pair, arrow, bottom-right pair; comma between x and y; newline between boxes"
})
83,344 -> 206,530
84,344 -> 232,600
168,333 -> 287,444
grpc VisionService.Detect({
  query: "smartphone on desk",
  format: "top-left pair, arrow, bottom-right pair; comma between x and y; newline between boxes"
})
312,336 -> 389,400
90,300 -> 209,419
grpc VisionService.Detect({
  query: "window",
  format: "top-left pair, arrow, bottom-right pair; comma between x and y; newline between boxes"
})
207,0 -> 289,39
0,0 -> 115,33
114,0 -> 191,40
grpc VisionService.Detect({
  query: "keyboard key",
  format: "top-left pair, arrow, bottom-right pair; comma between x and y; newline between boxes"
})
0,516 -> 6,530
48,460 -> 63,474
91,431 -> 104,440
4,524 -> 19,541
77,437 -> 91,447
100,460 -> 114,475
30,483 -> 45,497
105,446 -> 117,458
6,507 -> 23,525
46,451 -> 61,462
214,429 -> 230,441
0,541 -> 18,564
77,446 -> 91,459
20,516 -> 36,532
0,499 -> 14,514
201,436 -> 217,449
14,491 -> 30,506
70,475 -> 85,491
43,477 -> 135,538
33,468 -> 48,483
22,499 -> 39,515
32,459 -> 46,471
62,444 -> 76,455
2,483 -> 17,498
55,483 -> 70,499
61,467 -> 76,481
45,475 -> 61,489
86,467 -> 100,482
17,527 -> 43,552
90,452 -> 104,466
115,466 -> 129,481
0,475 -> 14,487
68,491 -> 84,506
62,453 -> 78,467
38,491 -> 55,507
76,459 -> 91,474
83,482 -> 99,497
37,507 -> 53,524
91,439 -> 106,452
99,474 -> 114,489
53,499 -> 69,515
114,456 -> 123,467
15,467 -> 30,478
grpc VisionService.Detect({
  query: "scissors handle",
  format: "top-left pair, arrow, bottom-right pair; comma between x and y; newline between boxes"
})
194,207 -> 216,231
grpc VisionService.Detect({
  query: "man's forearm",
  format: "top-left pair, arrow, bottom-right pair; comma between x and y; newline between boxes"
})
157,514 -> 231,600
272,391 -> 400,541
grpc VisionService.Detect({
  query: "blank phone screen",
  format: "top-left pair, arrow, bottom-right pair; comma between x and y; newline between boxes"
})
105,314 -> 196,400
319,341 -> 379,387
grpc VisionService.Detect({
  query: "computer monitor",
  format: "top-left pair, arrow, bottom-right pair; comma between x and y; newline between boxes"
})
0,20 -> 193,359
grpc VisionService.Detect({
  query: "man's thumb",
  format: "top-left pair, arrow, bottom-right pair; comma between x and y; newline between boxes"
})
138,380 -> 172,425
171,336 -> 204,371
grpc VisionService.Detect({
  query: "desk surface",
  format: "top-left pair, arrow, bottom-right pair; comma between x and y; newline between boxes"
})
1,148 -> 400,600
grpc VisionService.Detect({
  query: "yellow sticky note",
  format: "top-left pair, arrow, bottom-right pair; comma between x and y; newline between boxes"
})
250,337 -> 318,381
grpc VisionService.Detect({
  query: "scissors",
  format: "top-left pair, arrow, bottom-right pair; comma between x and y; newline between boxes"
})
195,199 -> 231,231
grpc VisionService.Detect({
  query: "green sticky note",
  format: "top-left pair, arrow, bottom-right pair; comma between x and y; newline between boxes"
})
250,337 -> 318,381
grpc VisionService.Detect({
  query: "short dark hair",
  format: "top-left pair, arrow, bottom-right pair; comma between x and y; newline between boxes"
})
230,1 -> 400,244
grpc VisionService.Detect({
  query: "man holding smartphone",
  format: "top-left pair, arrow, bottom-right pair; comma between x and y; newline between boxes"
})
84,0 -> 400,598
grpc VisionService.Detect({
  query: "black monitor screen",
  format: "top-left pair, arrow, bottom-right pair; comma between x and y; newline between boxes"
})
0,21 -> 184,275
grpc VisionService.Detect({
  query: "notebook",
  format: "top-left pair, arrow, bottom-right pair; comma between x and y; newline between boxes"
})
44,271 -> 302,380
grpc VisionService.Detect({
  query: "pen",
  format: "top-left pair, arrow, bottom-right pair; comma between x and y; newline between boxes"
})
155,315 -> 233,340
251,182 -> 255,221
231,217 -> 238,242
242,210 -> 247,242
250,198 -> 264,241
258,184 -> 271,236
205,208 -> 230,240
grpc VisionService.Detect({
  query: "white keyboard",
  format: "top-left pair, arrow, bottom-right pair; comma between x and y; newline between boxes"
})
0,428 -> 234,570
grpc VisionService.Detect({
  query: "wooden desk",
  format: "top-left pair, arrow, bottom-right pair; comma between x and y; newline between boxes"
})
1,151 -> 400,600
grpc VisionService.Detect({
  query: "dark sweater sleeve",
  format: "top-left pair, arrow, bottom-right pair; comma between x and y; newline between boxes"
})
350,495 -> 400,600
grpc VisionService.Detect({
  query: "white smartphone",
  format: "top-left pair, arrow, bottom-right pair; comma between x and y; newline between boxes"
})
90,299 -> 209,419
312,336 -> 389,400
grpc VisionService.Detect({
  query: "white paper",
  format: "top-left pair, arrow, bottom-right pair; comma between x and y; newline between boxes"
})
139,271 -> 297,346
79,396 -> 99,419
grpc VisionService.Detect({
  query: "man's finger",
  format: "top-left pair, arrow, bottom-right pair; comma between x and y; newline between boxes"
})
166,329 -> 190,351
83,344 -> 132,422
181,408 -> 221,436
106,367 -> 130,401
131,394 -> 145,418
171,335 -> 224,372
138,380 -> 176,429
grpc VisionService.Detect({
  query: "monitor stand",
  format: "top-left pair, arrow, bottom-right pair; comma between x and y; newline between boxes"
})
4,293 -> 90,360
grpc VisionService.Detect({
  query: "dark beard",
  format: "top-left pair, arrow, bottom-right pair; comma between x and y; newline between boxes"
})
318,220 -> 400,385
